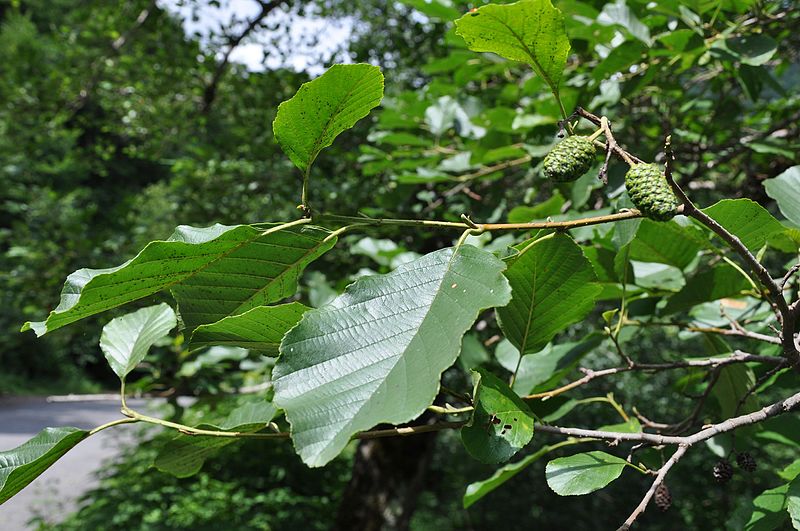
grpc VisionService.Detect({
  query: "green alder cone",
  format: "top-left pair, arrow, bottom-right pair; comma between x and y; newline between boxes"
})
625,163 -> 680,221
542,135 -> 596,182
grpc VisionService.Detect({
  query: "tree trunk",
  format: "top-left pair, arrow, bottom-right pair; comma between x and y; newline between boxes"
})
333,429 -> 437,531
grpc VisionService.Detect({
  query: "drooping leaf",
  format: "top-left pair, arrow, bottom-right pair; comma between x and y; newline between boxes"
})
155,400 -> 277,478
496,234 -> 601,357
629,219 -> 703,269
545,450 -> 629,496
703,199 -> 785,252
455,0 -> 570,93
461,369 -> 536,464
190,302 -> 309,354
273,245 -> 511,467
273,64 -> 384,173
23,223 -> 335,336
764,166 -> 800,228
662,265 -> 750,314
100,303 -> 177,380
0,427 -> 89,504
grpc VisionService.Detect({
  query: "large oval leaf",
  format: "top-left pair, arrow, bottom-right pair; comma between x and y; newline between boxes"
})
0,427 -> 89,504
461,368 -> 535,464
23,223 -> 335,336
273,63 -> 384,173
189,302 -> 309,354
273,245 -> 511,467
545,450 -> 629,496
100,303 -> 177,380
496,234 -> 601,357
455,0 -> 570,93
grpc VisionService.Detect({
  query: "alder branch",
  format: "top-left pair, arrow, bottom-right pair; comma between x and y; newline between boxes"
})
536,389 -> 800,446
662,137 -> 799,363
628,319 -> 782,345
523,351 -> 783,400
315,209 -> 644,233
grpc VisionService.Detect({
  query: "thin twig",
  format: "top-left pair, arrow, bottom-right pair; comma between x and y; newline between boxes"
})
523,351 -> 783,400
535,389 -> 800,446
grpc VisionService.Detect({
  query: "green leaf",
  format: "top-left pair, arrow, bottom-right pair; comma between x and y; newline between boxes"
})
100,303 -> 177,380
496,234 -> 601,356
507,191 -> 565,223
273,64 -> 384,173
731,482 -> 792,531
629,219 -> 703,269
23,223 -> 335,336
711,35 -> 777,66
662,265 -> 750,314
703,199 -> 786,252
190,302 -> 309,354
545,451 -> 628,496
454,0 -> 570,93
764,166 -> 800,228
461,369 -> 536,464
273,245 -> 511,467
0,427 -> 89,504
155,400 -> 277,478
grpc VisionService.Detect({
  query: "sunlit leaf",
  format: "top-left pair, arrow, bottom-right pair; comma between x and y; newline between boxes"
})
23,223 -> 335,336
455,0 -> 570,93
546,451 -> 628,496
273,64 -> 384,173
100,303 -> 177,380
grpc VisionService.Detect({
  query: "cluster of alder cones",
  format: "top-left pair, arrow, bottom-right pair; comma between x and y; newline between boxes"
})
653,452 -> 758,513
541,134 -> 679,221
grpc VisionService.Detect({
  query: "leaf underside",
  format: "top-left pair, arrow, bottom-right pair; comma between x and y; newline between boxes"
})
273,245 -> 511,467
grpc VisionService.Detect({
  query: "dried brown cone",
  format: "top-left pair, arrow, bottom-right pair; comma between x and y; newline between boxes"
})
736,452 -> 757,473
654,482 -> 672,512
713,459 -> 734,484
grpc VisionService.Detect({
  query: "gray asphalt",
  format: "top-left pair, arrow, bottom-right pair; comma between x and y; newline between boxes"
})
0,397 -> 153,530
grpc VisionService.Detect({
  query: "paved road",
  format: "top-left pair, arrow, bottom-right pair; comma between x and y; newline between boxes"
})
0,397 -> 153,530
